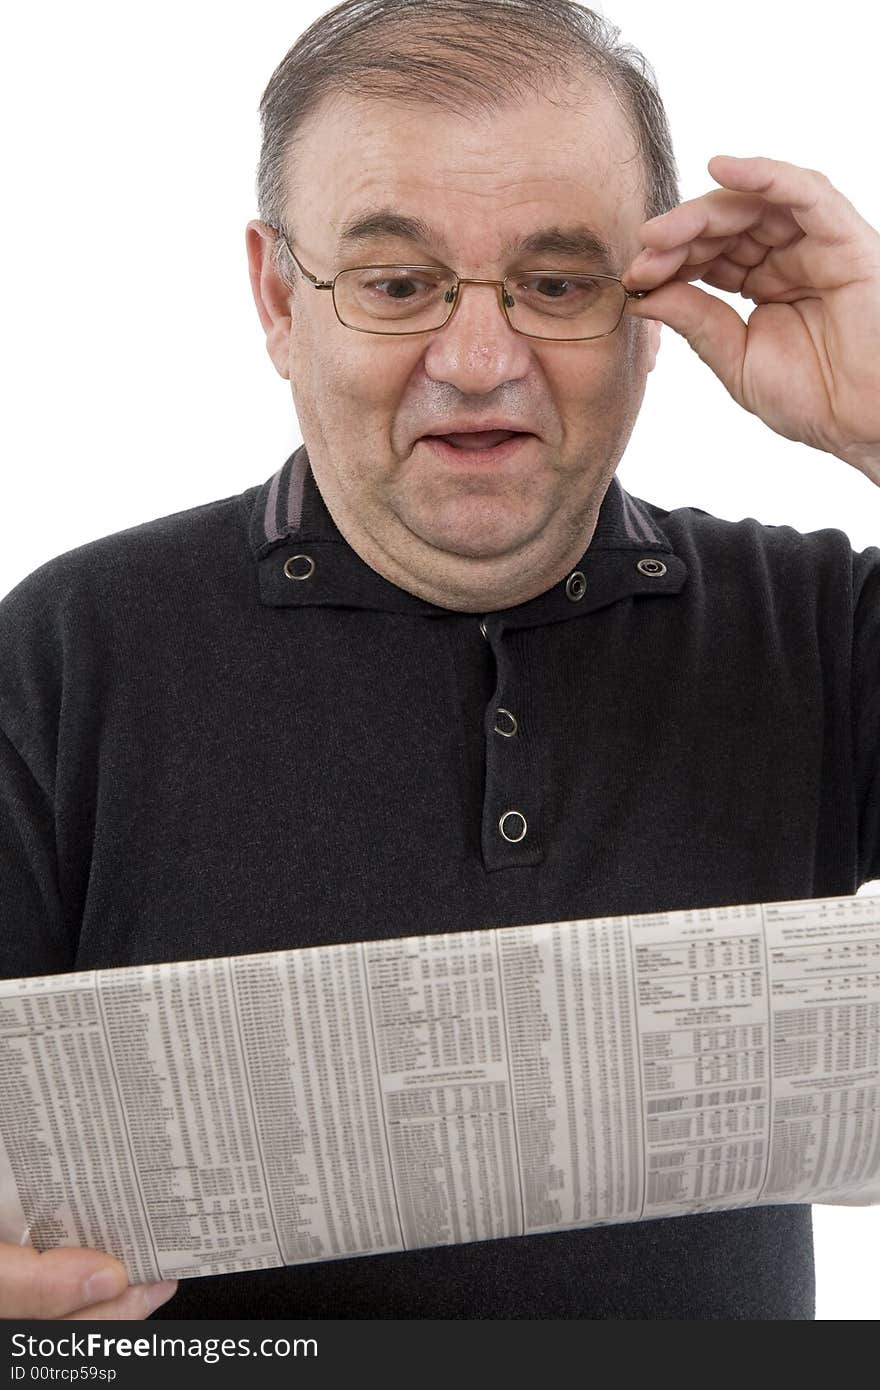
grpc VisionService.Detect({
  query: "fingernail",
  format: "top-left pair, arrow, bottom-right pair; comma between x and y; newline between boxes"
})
83,1267 -> 125,1304
143,1278 -> 179,1314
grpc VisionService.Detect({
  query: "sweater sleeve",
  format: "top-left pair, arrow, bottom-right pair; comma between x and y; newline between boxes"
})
0,557 -> 86,981
0,721 -> 74,978
852,544 -> 880,885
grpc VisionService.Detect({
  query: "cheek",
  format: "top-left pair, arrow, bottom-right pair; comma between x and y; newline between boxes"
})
556,336 -> 647,448
596,323 -> 646,398
293,325 -> 405,418
556,348 -> 631,417
619,315 -> 653,373
287,333 -> 415,486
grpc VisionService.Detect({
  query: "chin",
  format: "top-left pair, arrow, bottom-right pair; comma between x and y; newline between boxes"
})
408,499 -> 547,562
417,523 -> 539,562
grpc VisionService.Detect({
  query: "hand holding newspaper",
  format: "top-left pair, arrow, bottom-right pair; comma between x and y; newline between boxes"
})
1,892 -> 878,1285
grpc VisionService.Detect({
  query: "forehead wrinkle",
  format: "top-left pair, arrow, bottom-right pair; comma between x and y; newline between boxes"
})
335,208 -> 453,257
335,206 -> 620,273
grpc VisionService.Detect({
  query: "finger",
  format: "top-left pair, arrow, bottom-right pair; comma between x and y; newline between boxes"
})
636,189 -> 800,257
624,243 -> 692,291
681,257 -> 754,295
626,280 -> 748,404
718,231 -> 774,269
666,230 -> 776,269
625,229 -> 778,299
0,1245 -> 129,1320
662,233 -> 741,266
705,155 -> 871,246
65,1279 -> 179,1322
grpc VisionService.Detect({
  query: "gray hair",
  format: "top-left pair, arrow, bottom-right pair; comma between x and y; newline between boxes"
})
255,0 -> 681,285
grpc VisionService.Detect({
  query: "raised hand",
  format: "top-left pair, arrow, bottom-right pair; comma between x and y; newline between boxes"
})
623,155 -> 880,484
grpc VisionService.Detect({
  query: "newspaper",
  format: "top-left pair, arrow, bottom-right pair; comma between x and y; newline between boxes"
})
1,892 -> 878,1284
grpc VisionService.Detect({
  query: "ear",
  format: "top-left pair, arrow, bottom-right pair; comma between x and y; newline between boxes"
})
245,220 -> 294,380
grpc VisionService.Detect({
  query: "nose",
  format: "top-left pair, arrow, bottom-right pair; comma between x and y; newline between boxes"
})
422,278 -> 531,393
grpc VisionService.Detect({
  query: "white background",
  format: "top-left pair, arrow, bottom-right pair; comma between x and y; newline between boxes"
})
1,0 -> 878,1318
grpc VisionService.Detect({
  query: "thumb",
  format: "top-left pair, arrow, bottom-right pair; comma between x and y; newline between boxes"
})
628,280 -> 748,406
0,1243 -> 129,1319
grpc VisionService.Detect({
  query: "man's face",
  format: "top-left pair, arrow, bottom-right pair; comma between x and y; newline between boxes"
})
247,83 -> 661,611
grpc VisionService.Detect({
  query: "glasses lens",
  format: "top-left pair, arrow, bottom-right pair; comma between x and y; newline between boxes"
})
505,273 -> 626,339
333,267 -> 627,339
334,266 -> 456,333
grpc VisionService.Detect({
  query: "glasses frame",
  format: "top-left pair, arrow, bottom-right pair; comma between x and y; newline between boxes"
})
265,224 -> 649,342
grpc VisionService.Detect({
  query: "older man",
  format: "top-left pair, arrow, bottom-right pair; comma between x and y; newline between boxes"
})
1,0 -> 879,1320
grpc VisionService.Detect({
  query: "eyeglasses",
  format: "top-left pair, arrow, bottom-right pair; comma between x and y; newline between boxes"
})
265,225 -> 648,342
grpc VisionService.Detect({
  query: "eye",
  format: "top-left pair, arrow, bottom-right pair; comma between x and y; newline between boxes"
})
514,274 -> 604,301
358,271 -> 443,300
531,277 -> 573,299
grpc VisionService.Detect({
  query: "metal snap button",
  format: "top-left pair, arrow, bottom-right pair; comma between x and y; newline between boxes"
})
565,571 -> 586,602
283,554 -> 315,581
499,810 -> 527,843
637,557 -> 667,577
493,708 -> 518,737
479,618 -> 488,640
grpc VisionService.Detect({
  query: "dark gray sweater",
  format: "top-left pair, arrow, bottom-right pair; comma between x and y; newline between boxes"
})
3,446 -> 879,1318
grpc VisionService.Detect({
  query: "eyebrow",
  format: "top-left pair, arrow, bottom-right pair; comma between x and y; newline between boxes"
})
335,208 -> 620,274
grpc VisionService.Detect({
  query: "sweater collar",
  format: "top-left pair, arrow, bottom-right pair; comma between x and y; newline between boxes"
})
248,445 -> 686,624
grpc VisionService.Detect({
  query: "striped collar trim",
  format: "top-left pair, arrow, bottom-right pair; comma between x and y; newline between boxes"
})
247,444 -> 686,623
249,444 -> 673,558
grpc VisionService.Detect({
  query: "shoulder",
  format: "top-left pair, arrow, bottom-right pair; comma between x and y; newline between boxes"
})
0,485 -> 260,631
636,495 -> 880,600
0,485 -> 261,754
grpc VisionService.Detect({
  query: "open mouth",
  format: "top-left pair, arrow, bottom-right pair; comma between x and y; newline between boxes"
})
420,430 -> 534,458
